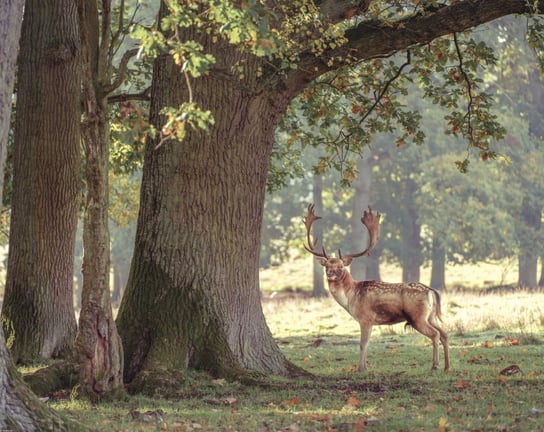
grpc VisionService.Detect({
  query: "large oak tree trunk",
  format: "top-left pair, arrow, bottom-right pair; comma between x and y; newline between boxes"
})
0,2 -> 85,429
117,29 -> 296,382
2,0 -> 81,364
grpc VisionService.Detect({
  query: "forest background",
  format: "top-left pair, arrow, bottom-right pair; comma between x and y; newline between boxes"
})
2,8 -> 544,300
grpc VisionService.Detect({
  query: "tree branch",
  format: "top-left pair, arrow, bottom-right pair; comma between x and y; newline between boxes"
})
315,0 -> 372,24
107,87 -> 151,104
357,50 -> 411,127
453,32 -> 475,142
103,48 -> 139,95
289,0 -> 543,93
344,0 -> 540,58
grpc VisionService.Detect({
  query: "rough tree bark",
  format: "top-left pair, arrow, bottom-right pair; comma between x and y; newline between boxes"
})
2,0 -> 81,364
74,0 -> 124,399
117,0 -> 544,384
117,27 -> 298,382
0,1 -> 85,429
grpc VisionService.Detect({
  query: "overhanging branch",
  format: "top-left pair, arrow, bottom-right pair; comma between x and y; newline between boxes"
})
289,0 -> 543,92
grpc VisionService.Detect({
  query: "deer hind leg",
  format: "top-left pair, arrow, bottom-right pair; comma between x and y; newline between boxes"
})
409,319 -> 442,371
429,316 -> 450,371
358,324 -> 372,371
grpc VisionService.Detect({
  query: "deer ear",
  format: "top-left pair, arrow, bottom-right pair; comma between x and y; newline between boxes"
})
317,258 -> 328,266
341,256 -> 353,266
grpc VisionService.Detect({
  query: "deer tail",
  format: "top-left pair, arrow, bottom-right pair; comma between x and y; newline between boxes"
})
431,287 -> 443,321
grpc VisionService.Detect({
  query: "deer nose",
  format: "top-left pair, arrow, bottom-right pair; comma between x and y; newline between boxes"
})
327,269 -> 339,278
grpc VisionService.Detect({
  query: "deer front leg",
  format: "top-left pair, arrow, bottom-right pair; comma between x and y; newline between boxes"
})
358,323 -> 372,371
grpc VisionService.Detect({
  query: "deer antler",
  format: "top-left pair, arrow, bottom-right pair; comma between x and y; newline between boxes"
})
303,204 -> 329,259
340,206 -> 381,261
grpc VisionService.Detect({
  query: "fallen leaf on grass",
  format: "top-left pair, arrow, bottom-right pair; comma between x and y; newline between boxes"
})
129,408 -> 164,423
308,338 -> 324,347
499,365 -> 523,376
353,417 -> 367,431
437,416 -> 449,432
455,380 -> 471,389
423,404 -> 436,412
224,396 -> 237,406
467,355 -> 488,364
283,397 -> 301,407
344,396 -> 361,409
306,413 -> 331,423
504,336 -> 519,346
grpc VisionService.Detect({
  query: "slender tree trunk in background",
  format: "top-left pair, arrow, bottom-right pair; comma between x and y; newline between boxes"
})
312,175 -> 327,297
349,155 -> 373,281
517,196 -> 540,289
117,8 -> 297,382
430,236 -> 446,289
538,258 -> 544,287
365,247 -> 381,280
111,268 -> 126,307
0,2 -> 84,429
2,0 -> 80,364
401,200 -> 422,282
74,0 -> 123,399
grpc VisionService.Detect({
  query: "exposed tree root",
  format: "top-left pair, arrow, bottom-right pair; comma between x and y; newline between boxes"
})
23,360 -> 78,397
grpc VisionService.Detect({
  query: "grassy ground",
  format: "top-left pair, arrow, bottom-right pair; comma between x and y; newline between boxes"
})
46,260 -> 544,431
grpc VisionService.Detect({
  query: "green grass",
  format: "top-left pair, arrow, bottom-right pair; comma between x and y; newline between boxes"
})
43,259 -> 544,431
51,327 -> 544,431
50,299 -> 544,431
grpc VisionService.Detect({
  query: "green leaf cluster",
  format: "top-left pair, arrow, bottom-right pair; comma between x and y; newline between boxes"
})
159,102 -> 215,143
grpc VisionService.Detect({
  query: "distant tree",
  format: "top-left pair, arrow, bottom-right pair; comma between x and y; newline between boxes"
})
490,19 -> 544,288
311,175 -> 327,297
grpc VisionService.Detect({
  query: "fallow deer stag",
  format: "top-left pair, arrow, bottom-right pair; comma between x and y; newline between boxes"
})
303,204 -> 450,372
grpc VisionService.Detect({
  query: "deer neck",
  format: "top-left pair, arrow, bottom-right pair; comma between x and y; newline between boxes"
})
327,270 -> 357,311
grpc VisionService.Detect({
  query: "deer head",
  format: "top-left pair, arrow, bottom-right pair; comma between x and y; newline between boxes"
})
303,204 -> 381,279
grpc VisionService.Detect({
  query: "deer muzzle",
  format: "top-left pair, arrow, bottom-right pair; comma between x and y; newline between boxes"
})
326,268 -> 345,281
